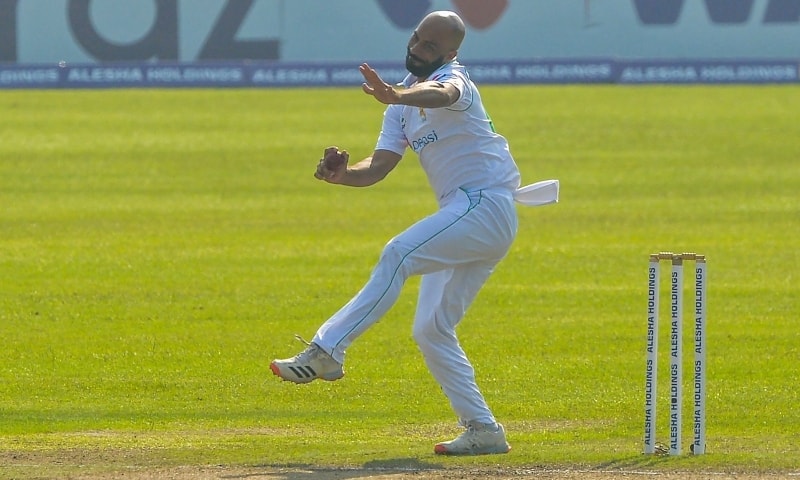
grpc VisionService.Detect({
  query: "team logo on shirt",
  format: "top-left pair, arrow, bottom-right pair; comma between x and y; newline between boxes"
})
411,130 -> 439,152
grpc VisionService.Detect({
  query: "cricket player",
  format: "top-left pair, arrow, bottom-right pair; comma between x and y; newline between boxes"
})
271,10 -> 524,455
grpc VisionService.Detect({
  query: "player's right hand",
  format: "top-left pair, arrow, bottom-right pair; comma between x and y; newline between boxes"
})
314,146 -> 349,183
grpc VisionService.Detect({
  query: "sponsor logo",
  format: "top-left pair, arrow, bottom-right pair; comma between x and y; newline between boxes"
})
0,0 -> 279,63
411,130 -> 439,152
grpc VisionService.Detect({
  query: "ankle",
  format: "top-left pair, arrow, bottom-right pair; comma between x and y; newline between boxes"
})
466,421 -> 500,433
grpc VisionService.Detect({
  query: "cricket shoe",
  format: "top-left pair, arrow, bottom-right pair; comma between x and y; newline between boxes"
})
434,422 -> 511,455
270,337 -> 344,384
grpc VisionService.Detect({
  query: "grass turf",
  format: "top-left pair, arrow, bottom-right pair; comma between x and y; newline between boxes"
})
0,85 -> 798,477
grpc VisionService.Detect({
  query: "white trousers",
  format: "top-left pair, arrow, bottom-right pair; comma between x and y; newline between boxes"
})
313,187 -> 518,424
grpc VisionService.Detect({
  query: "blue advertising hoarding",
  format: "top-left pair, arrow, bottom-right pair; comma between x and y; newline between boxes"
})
1,59 -> 797,88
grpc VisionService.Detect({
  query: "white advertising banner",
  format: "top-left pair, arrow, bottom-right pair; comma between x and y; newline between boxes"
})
1,0 -> 798,65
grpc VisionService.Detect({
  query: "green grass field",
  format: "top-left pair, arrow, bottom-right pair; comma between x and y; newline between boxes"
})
0,85 -> 798,478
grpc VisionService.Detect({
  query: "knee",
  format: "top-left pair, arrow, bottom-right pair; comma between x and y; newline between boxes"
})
413,314 -> 453,351
380,239 -> 406,262
412,317 -> 433,347
378,239 -> 414,276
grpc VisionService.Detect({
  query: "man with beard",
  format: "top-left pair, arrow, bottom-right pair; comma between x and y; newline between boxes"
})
270,10 -> 521,455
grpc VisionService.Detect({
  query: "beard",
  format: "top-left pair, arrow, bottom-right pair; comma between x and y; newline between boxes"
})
405,48 -> 446,78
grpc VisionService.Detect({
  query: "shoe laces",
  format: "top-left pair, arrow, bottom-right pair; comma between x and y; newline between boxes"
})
293,334 -> 332,364
292,335 -> 317,360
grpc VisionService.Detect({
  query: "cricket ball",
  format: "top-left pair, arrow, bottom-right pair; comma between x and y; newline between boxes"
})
324,149 -> 347,170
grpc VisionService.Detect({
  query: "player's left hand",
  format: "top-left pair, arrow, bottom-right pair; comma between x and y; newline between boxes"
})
360,63 -> 400,105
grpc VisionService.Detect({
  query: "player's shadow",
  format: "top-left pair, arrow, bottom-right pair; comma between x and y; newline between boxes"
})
596,453 -> 674,470
363,457 -> 442,471
222,458 -> 443,479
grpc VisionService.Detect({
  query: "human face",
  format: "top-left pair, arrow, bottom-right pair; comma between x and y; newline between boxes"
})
405,30 -> 449,78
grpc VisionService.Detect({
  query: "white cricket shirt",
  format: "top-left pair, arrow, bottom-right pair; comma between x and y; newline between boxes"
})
375,60 -> 521,203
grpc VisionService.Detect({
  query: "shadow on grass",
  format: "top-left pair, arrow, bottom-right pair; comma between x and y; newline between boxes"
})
224,459 -> 443,479
596,453 -> 674,470
363,457 -> 442,471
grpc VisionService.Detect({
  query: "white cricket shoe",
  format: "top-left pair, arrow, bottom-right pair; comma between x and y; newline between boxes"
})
270,339 -> 344,384
434,422 -> 511,455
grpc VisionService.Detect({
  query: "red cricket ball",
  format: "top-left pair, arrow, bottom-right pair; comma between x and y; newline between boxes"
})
324,149 -> 347,170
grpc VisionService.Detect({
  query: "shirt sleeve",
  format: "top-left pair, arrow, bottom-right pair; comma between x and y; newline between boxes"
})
374,104 -> 408,155
431,70 -> 473,112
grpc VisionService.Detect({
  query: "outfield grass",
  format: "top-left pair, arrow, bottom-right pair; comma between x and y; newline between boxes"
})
0,85 -> 798,477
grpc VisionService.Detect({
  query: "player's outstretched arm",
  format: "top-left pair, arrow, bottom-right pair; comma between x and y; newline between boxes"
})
359,63 -> 458,109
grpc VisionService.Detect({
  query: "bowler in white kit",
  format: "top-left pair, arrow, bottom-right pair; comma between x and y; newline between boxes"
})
271,10 -> 555,455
